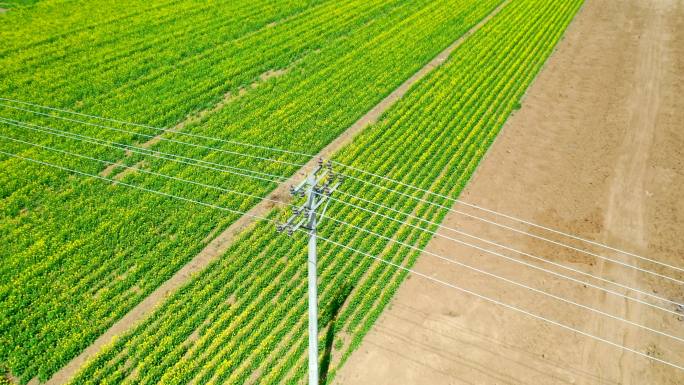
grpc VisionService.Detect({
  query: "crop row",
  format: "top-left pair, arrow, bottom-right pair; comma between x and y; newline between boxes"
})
0,0 -> 502,382
66,0 -> 584,384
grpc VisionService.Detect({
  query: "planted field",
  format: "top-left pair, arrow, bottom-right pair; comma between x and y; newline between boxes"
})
1,0 -> 506,382
44,0 -> 582,383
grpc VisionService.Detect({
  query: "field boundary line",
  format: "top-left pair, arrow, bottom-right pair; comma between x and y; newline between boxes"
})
42,2 -> 510,384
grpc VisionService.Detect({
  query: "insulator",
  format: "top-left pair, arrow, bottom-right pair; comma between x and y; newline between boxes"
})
276,224 -> 284,233
287,227 -> 294,236
289,186 -> 296,196
318,158 -> 324,166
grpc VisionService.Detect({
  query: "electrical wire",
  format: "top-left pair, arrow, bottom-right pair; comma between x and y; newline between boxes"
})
0,133 -> 295,210
0,149 -> 274,224
6,131 -> 675,321
328,191 -> 683,310
335,173 -> 684,285
0,96 -> 314,160
313,199 -> 684,343
314,234 -> 684,372
3,111 -> 681,294
0,102 -> 307,169
7,131 -> 680,342
0,117 -> 286,185
2,97 -> 681,278
333,160 -> 684,274
2,147 -> 682,372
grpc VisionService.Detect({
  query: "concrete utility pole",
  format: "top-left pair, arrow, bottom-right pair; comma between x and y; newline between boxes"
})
277,159 -> 342,385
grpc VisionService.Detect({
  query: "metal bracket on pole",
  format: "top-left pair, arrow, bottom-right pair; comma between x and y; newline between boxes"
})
275,158 -> 342,385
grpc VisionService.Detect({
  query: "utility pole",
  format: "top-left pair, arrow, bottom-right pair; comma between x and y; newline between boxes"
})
277,159 -> 342,385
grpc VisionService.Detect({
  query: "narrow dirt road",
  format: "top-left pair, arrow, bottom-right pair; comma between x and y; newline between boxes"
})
334,0 -> 684,384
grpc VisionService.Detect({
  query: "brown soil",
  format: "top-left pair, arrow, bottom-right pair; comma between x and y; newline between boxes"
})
3,372 -> 18,385
98,161 -> 122,177
112,161 -> 145,181
334,0 -> 684,384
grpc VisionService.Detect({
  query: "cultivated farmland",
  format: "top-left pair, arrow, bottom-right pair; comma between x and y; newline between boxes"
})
1,0 -> 682,385
1,0 -> 503,380
64,1 -> 586,384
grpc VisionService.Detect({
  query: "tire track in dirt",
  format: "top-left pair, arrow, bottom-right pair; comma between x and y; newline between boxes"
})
584,0 -> 679,383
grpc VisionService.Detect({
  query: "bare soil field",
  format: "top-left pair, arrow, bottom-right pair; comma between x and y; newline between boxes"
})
334,0 -> 684,384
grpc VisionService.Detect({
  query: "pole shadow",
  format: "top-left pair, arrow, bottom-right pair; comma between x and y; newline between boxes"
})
320,282 -> 353,384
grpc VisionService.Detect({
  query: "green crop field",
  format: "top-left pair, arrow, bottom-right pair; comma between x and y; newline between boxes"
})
0,0 -> 584,384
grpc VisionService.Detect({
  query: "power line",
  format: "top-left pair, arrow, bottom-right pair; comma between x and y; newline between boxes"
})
8,132 -> 678,323
4,112 -> 681,297
0,149 -> 274,224
335,157 -> 682,272
0,94 -> 313,160
3,109 -> 681,289
0,117 -> 286,185
315,234 -> 684,372
4,97 -> 680,277
315,199 -> 684,343
0,133 -> 294,210
3,149 -> 682,373
0,102 -> 307,169
2,98 -> 681,277
335,172 -> 684,285
7,132 -> 676,321
332,168 -> 684,274
328,191 -> 683,311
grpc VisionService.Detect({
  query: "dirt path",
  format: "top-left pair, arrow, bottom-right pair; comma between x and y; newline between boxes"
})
334,0 -> 684,384
42,4 -> 509,384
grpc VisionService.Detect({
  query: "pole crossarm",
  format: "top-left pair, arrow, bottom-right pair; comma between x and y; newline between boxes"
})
277,158 -> 343,235
275,158 -> 343,385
